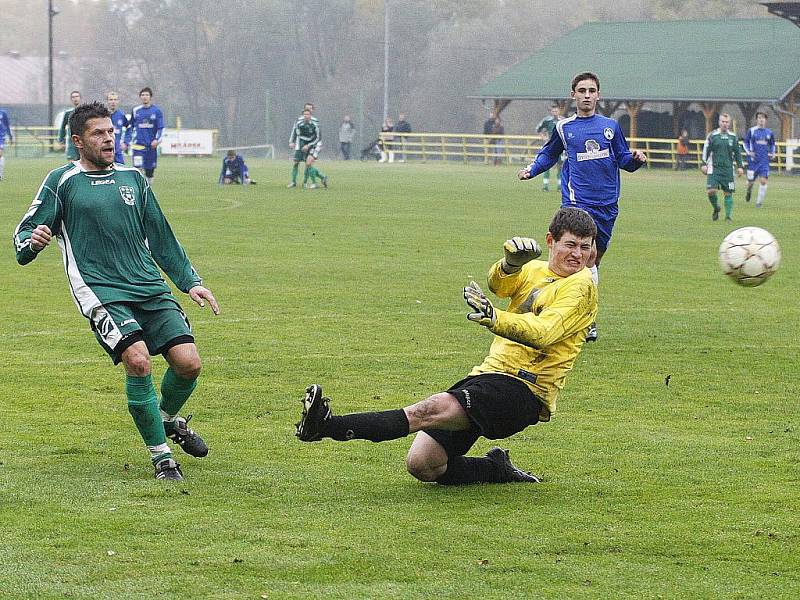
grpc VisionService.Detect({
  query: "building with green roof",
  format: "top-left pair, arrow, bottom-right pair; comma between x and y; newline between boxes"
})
470,18 -> 799,140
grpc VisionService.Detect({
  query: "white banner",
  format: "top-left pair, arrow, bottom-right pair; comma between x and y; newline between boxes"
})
160,129 -> 214,155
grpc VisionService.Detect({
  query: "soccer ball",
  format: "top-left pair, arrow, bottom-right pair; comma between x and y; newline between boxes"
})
718,227 -> 781,287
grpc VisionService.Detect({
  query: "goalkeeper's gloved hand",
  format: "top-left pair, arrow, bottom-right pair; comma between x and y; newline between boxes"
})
464,281 -> 497,328
501,236 -> 541,273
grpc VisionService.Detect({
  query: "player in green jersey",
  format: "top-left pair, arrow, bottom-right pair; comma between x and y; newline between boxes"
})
14,102 -> 220,481
701,113 -> 744,221
57,90 -> 82,161
535,105 -> 563,191
288,106 -> 328,189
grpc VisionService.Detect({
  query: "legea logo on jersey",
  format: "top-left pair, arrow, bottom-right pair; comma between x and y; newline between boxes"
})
91,179 -> 115,186
119,186 -> 135,206
577,139 -> 609,162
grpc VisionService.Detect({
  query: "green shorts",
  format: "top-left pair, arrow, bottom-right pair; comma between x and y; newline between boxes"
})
706,173 -> 735,192
293,145 -> 319,162
89,293 -> 193,364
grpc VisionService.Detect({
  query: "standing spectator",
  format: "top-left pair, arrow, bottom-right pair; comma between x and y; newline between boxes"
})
483,111 -> 495,164
57,90 -> 82,161
125,87 -> 164,185
0,106 -> 12,180
338,115 -> 355,160
106,91 -> 129,164
491,116 -> 505,166
379,117 -> 394,163
395,112 -> 412,162
676,128 -> 690,170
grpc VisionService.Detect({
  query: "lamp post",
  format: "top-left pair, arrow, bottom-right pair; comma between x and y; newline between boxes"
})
382,0 -> 389,122
48,1 -> 59,132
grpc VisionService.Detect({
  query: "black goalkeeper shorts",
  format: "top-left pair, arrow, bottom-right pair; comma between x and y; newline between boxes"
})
423,373 -> 542,458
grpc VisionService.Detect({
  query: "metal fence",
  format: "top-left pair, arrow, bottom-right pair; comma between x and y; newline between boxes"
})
378,132 -> 796,172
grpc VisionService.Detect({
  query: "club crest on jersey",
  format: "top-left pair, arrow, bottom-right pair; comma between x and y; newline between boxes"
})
119,185 -> 135,206
577,139 -> 610,162
603,127 -> 614,140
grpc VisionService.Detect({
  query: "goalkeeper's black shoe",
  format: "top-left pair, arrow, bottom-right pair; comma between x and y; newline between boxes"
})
586,322 -> 598,342
485,447 -> 541,483
745,188 -> 751,203
296,384 -> 332,442
712,206 -> 720,221
322,176 -> 329,189
165,415 -> 209,458
154,457 -> 184,481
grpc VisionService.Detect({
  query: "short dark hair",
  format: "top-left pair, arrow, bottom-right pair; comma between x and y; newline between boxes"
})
571,72 -> 600,92
226,149 -> 236,157
548,207 -> 597,242
139,87 -> 153,96
69,102 -> 111,138
70,90 -> 81,96
755,111 -> 768,120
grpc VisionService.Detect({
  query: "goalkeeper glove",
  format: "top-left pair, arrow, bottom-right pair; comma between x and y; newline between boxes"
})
501,236 -> 541,273
464,281 -> 496,328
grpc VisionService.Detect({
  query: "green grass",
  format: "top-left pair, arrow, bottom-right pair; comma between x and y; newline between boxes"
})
1,157 -> 799,599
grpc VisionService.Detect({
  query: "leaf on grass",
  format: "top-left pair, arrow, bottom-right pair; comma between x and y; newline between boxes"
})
477,559 -> 489,565
107,550 -> 116,556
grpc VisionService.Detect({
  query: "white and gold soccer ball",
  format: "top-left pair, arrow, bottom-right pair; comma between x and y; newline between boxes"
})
718,227 -> 781,287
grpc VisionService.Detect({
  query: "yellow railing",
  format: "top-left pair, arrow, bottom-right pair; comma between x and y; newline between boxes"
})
379,132 -> 794,172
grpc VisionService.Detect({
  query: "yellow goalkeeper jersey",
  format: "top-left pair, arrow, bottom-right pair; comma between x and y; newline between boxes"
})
468,259 -> 598,421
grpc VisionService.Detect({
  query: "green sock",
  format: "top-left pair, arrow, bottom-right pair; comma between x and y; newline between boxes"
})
724,195 -> 733,218
313,166 -> 325,180
126,375 -> 171,463
308,166 -> 317,184
291,163 -> 299,183
709,193 -> 719,209
303,166 -> 310,184
160,368 -> 197,433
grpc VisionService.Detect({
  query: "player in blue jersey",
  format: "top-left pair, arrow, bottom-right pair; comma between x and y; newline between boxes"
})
219,150 -> 254,184
125,87 -> 164,184
518,72 -> 647,340
0,107 -> 12,180
106,91 -> 129,164
743,111 -> 777,208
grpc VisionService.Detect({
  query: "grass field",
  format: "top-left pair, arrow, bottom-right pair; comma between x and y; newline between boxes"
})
1,156 -> 799,599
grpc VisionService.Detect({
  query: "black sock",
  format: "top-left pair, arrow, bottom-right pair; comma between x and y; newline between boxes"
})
435,455 -> 504,485
322,409 -> 410,442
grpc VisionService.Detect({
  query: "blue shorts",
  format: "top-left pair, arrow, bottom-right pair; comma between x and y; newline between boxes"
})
0,139 -> 5,150
562,202 -> 617,253
747,164 -> 769,180
133,148 -> 157,169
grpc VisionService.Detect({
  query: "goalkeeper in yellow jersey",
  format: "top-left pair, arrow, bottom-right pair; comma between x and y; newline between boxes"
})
296,207 -> 598,484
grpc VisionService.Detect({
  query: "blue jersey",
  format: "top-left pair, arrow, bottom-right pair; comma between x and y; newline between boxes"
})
110,109 -> 129,163
743,126 -> 776,169
219,154 -> 249,183
125,104 -> 164,148
0,109 -> 12,144
527,113 -> 643,209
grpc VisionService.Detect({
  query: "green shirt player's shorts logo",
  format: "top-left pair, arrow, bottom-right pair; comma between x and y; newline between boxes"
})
119,186 -> 135,206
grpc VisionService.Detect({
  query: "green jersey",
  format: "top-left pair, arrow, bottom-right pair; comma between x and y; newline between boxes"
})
289,117 -> 321,149
702,128 -> 743,176
14,162 -> 201,318
536,115 -> 558,136
57,108 -> 80,160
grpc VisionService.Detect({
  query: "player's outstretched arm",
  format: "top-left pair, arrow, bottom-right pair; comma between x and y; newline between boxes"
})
189,286 -> 220,315
501,237 -> 541,274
